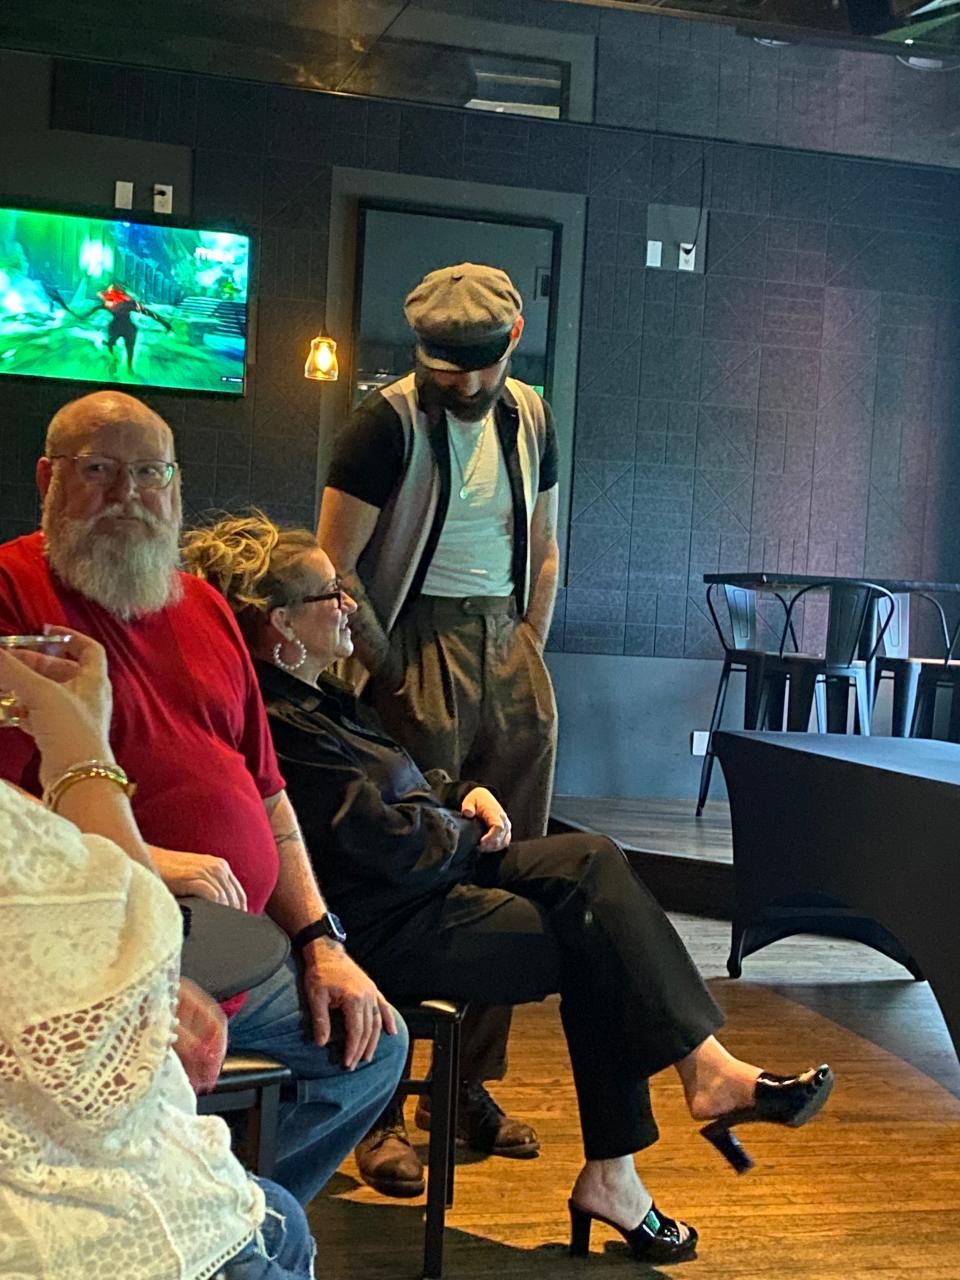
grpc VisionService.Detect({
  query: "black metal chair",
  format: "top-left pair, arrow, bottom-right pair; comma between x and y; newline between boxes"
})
872,592 -> 954,736
199,1053 -> 292,1177
778,580 -> 896,734
397,999 -> 465,1280
910,608 -> 960,741
696,582 -> 795,815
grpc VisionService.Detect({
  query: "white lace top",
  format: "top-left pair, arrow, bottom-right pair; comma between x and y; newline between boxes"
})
0,784 -> 265,1279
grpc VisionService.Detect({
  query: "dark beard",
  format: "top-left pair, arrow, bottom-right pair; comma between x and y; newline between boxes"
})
416,362 -> 509,423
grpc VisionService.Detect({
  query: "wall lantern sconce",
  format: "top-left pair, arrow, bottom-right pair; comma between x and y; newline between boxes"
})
304,334 -> 339,381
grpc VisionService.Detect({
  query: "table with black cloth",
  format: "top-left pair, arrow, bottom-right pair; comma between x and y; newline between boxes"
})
714,730 -> 960,1064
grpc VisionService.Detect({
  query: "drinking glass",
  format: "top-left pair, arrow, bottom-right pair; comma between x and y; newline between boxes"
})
0,634 -> 73,726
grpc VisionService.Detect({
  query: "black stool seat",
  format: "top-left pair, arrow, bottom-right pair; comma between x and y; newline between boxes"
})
212,1054 -> 294,1091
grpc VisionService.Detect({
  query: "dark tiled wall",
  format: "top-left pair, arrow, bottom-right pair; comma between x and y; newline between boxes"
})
427,0 -> 960,169
2,56 -> 960,661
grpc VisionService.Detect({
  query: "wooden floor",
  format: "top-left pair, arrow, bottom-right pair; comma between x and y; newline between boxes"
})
308,915 -> 960,1279
551,795 -> 734,864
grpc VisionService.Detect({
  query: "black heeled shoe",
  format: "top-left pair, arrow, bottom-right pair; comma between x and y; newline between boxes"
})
568,1199 -> 698,1265
700,1063 -> 834,1174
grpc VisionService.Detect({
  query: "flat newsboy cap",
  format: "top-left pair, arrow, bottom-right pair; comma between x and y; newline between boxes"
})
404,262 -> 523,372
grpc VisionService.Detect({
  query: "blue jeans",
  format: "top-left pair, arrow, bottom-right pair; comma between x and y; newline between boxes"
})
219,1179 -> 315,1279
228,956 -> 408,1204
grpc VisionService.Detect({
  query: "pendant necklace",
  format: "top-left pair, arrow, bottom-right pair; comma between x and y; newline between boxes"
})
449,414 -> 490,500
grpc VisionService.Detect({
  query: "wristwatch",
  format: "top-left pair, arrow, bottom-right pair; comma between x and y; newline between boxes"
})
293,912 -> 347,952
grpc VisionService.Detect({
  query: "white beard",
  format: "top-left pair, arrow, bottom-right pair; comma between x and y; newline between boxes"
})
43,500 -> 183,620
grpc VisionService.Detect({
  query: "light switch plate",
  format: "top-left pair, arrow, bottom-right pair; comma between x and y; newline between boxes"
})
114,180 -> 133,210
645,239 -> 663,268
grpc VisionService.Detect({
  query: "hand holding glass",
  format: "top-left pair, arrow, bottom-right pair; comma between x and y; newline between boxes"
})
0,635 -> 74,725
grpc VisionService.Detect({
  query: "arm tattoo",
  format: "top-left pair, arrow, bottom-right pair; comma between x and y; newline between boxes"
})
274,828 -> 303,850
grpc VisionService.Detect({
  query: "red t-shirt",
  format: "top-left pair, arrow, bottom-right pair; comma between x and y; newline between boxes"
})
0,532 -> 285,1011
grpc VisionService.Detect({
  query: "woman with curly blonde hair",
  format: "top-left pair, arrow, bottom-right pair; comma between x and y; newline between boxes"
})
184,510 -> 834,1270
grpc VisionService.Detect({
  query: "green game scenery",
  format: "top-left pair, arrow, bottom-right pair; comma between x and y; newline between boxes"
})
0,207 -> 249,395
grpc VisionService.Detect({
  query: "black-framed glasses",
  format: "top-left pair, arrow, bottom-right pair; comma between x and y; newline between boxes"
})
48,453 -> 179,490
299,579 -> 347,608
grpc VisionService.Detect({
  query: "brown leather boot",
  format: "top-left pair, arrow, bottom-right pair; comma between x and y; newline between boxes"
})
415,1081 -> 540,1157
355,1101 -> 425,1197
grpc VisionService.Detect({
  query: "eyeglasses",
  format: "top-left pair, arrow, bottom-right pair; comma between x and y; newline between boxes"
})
299,579 -> 347,609
48,454 -> 179,490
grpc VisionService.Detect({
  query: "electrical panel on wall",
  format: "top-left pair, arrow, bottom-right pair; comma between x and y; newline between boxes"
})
646,203 -> 708,274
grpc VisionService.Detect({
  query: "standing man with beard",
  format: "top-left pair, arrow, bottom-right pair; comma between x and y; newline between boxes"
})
318,264 -> 560,1194
0,389 -> 407,1210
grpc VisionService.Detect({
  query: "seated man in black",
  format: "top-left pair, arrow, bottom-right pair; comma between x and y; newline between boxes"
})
183,513 -> 834,1267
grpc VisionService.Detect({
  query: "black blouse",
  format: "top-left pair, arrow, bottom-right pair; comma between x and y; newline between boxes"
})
256,661 -> 484,960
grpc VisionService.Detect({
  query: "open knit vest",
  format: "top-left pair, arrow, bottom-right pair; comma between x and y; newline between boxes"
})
0,785 -> 264,1279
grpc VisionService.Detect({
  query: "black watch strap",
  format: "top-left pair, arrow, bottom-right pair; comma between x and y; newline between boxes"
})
292,912 -> 347,952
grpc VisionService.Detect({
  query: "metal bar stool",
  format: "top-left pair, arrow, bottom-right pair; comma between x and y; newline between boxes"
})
199,1053 -> 292,1177
873,592 -> 953,736
778,581 -> 896,734
396,999 -> 465,1280
696,582 -> 795,815
910,607 -> 960,740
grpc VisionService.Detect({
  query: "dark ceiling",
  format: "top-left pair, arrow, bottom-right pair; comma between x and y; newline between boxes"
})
1,0 -> 958,124
572,2 -> 960,55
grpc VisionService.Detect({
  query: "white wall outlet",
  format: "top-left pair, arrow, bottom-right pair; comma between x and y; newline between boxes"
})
153,183 -> 173,214
690,730 -> 710,757
114,180 -> 134,210
678,242 -> 696,272
645,239 -> 663,268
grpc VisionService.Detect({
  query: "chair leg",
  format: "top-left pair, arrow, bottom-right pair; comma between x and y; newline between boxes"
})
727,925 -> 746,979
948,684 -> 960,744
787,667 -> 818,731
761,672 -> 786,731
423,1019 -> 457,1280
696,661 -> 731,816
742,659 -> 766,730
853,669 -> 872,735
814,677 -> 827,731
891,665 -> 920,738
912,680 -> 936,738
252,1081 -> 281,1179
447,1019 -> 461,1208
824,676 -> 850,733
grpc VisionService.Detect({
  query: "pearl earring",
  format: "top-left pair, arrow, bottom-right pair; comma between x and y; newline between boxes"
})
273,633 -> 307,672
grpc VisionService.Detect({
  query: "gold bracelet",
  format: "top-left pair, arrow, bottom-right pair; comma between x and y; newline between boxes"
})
43,760 -> 137,813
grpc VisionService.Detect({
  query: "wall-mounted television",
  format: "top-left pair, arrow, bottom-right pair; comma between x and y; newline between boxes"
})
0,206 -> 250,395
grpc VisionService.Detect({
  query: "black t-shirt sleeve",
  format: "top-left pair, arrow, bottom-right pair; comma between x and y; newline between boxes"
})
539,397 -> 559,492
325,392 -> 405,509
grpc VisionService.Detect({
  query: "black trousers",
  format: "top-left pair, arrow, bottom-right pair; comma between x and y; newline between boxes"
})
361,832 -> 723,1160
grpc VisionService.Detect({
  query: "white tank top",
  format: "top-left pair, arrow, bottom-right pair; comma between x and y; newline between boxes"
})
421,410 -> 514,597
